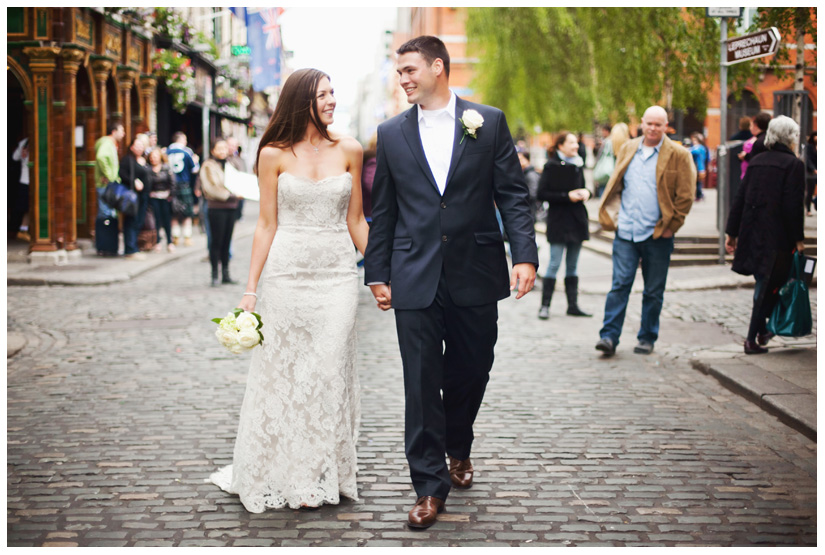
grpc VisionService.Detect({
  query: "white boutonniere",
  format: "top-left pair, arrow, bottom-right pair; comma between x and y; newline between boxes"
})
459,109 -> 484,144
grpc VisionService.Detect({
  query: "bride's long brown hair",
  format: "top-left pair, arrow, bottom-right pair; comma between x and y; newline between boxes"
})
255,68 -> 337,170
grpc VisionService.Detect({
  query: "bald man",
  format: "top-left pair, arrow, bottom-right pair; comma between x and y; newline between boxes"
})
595,106 -> 696,356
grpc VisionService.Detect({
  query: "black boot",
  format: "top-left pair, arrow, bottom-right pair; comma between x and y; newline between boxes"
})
222,266 -> 238,285
538,278 -> 555,320
565,276 -> 591,317
211,267 -> 220,288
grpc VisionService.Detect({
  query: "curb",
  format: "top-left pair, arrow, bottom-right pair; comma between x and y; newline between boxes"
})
690,357 -> 816,442
7,227 -> 256,287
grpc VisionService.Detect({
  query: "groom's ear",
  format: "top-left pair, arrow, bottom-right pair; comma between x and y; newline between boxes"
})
432,58 -> 445,77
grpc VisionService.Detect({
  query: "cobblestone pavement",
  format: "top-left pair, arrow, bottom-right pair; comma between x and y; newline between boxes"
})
7,235 -> 816,547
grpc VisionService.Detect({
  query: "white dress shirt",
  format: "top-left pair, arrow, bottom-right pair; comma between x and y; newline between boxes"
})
418,92 -> 456,195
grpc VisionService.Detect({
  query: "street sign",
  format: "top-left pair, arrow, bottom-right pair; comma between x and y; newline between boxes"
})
726,27 -> 781,64
707,7 -> 742,18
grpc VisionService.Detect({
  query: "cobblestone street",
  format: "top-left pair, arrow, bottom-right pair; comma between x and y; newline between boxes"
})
7,233 -> 817,547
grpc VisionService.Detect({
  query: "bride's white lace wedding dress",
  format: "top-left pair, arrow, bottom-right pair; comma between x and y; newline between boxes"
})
209,172 -> 361,512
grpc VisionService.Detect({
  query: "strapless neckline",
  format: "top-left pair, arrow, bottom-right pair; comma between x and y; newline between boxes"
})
279,172 -> 352,184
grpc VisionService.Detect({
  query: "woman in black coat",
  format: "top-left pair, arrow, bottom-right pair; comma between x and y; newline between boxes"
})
536,131 -> 591,320
725,116 -> 806,354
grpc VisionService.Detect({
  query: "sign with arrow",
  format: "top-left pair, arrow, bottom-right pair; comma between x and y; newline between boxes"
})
726,27 -> 781,65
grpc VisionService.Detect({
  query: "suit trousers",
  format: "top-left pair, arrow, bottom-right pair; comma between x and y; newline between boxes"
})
394,270 -> 498,500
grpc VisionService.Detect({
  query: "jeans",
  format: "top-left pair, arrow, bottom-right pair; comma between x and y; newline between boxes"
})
150,198 -> 173,245
545,242 -> 582,279
97,187 -> 117,219
695,178 -> 704,200
599,235 -> 674,345
208,208 -> 237,274
121,213 -> 139,255
136,191 -> 150,230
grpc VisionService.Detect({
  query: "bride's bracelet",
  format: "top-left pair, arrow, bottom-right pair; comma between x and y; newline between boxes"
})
243,292 -> 258,299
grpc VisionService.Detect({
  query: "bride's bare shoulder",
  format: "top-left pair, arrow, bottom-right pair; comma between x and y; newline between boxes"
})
333,135 -> 363,156
258,144 -> 289,170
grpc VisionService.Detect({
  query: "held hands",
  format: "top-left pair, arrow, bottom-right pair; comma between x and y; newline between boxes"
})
370,284 -> 392,311
510,263 -> 536,300
568,188 -> 591,203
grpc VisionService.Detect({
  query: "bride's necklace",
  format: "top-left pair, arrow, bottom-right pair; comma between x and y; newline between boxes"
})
309,137 -> 322,154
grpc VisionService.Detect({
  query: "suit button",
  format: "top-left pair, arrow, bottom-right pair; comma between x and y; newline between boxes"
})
442,235 -> 448,242
441,202 -> 447,209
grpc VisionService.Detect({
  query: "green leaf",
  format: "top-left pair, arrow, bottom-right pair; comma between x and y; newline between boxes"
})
232,308 -> 243,317
211,318 -> 222,324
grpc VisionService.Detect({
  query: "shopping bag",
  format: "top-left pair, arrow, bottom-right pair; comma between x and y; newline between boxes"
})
767,251 -> 813,337
593,141 -> 615,185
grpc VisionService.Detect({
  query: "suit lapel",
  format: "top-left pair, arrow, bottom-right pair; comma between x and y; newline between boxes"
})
400,107 -> 438,191
444,96 -> 469,189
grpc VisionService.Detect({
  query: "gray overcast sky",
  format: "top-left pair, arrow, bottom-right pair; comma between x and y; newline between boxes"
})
279,6 -> 398,133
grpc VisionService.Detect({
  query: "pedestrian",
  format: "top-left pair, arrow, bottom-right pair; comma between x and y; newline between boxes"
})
593,122 -> 630,198
689,132 -> 708,201
738,112 -> 772,180
144,131 -> 159,155
147,148 -> 176,253
729,116 -> 753,142
743,112 -> 772,165
364,35 -> 538,529
576,132 -> 588,165
119,135 -> 151,260
167,131 -> 199,247
226,136 -> 246,223
10,136 -> 30,241
517,147 -> 540,224
198,139 -> 242,287
208,68 -> 369,512
594,106 -> 696,356
536,131 -> 591,320
805,131 -> 816,216
361,132 -> 377,224
725,116 -> 806,354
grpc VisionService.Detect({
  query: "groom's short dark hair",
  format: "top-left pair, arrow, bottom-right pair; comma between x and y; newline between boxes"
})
397,35 -> 450,77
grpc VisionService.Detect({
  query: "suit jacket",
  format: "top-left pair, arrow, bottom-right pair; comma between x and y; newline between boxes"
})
598,136 -> 696,239
364,96 -> 538,310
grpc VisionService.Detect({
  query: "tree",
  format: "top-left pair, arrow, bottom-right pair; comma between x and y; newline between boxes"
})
466,7 -> 721,132
750,8 -> 817,127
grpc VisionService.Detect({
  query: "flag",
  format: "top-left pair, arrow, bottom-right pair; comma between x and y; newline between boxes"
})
239,7 -> 285,92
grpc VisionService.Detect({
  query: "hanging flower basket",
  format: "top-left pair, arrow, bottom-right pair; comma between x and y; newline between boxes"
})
152,48 -> 196,113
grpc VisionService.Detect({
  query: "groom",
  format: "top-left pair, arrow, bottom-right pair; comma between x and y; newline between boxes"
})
365,36 -> 539,529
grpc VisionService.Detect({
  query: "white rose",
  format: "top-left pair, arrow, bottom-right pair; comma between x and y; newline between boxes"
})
237,328 -> 261,349
462,110 -> 484,132
235,312 -> 258,331
228,342 -> 245,355
220,313 -> 238,331
215,327 -> 239,348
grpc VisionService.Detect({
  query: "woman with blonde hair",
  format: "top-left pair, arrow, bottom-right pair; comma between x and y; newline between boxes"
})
593,123 -> 629,198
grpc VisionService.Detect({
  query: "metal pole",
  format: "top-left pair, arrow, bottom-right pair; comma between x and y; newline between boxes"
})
717,17 -> 728,264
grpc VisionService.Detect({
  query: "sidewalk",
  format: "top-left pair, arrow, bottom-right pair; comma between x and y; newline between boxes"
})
7,198 -> 817,440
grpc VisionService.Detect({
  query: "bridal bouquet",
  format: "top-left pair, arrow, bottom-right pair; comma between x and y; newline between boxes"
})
212,309 -> 264,354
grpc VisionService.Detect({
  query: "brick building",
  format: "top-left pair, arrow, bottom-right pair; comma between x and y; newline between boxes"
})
7,7 -> 156,260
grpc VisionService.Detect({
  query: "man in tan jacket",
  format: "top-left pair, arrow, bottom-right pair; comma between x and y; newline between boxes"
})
595,106 -> 696,356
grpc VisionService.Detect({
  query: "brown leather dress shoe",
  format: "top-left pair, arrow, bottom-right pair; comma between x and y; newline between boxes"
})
407,496 -> 444,529
449,456 -> 474,488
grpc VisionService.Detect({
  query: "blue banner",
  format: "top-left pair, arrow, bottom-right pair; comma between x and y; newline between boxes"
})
232,7 -> 283,92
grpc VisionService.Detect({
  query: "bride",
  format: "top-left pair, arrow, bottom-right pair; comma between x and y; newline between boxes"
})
209,68 -> 370,512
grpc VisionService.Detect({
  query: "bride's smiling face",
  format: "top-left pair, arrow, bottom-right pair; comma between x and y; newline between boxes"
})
314,77 -> 336,127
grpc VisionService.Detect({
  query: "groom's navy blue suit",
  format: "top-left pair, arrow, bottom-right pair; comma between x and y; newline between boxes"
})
365,95 -> 539,500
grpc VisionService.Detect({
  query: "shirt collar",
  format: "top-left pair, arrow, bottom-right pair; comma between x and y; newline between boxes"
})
417,92 -> 457,122
638,135 -> 665,152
